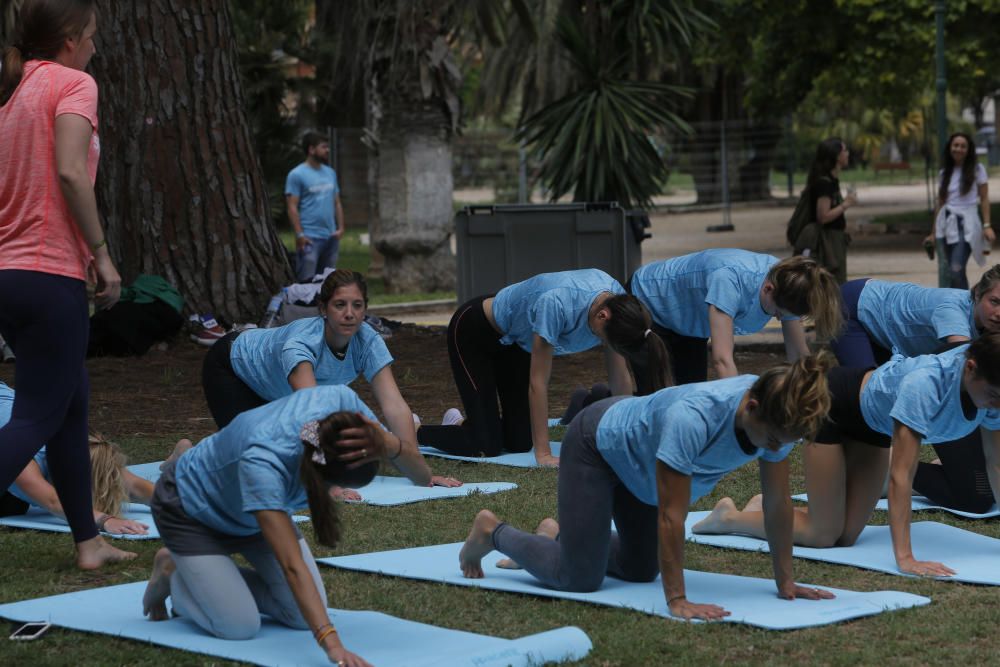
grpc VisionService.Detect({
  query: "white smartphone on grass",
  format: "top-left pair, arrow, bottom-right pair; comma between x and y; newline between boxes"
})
9,621 -> 50,640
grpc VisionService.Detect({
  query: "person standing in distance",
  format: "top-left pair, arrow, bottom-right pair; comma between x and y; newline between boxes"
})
285,132 -> 344,281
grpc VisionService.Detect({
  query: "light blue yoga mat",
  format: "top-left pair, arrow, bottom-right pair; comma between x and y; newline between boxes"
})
0,503 -> 309,540
791,493 -> 1000,519
318,542 -> 928,630
0,581 -> 592,667
547,417 -> 562,427
129,462 -> 517,506
344,476 -> 517,506
418,442 -> 561,468
685,510 -> 1000,585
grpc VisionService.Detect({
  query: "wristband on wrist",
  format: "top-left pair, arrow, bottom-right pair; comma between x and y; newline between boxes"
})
667,594 -> 686,605
95,513 -> 112,531
314,625 -> 337,646
295,232 -> 306,239
984,224 -> 992,230
91,238 -> 107,252
388,437 -> 403,461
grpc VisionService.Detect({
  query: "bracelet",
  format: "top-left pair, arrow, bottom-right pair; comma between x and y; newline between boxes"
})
388,437 -> 403,461
295,232 -> 306,239
91,238 -> 107,251
667,594 -> 686,605
315,625 -> 337,646
984,224 -> 992,230
95,513 -> 112,531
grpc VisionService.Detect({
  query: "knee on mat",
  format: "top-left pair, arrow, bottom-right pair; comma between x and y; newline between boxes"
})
802,529 -> 840,549
618,563 -> 660,584
210,613 -> 261,641
561,573 -> 605,593
834,530 -> 862,548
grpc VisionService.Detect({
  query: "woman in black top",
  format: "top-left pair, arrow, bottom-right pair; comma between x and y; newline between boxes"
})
808,138 -> 858,283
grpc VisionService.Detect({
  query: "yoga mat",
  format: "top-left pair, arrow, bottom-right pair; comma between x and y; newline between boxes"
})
418,442 -> 562,468
685,510 -> 1000,585
0,582 -> 592,667
318,543 -> 928,630
0,503 -> 309,540
548,418 -> 562,427
791,493 -> 1000,520
343,476 -> 517,506
129,463 -> 516,507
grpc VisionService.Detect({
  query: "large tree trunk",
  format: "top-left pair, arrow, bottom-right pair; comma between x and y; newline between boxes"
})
91,0 -> 289,322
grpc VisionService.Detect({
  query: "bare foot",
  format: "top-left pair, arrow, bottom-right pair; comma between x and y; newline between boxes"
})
161,438 -> 194,470
742,494 -> 764,512
459,510 -> 500,578
76,535 -> 138,570
496,517 -> 559,569
143,548 -> 175,621
691,497 -> 739,534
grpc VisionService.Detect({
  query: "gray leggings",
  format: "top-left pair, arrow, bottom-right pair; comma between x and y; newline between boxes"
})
492,396 -> 659,592
169,538 -> 326,640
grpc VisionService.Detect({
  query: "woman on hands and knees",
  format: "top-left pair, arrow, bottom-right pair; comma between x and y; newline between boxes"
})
417,269 -> 670,467
459,356 -> 834,620
695,335 -> 1000,577
202,269 -> 455,498
143,385 -> 394,667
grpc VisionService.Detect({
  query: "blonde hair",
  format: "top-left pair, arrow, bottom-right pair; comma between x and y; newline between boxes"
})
767,256 -> 844,341
749,353 -> 833,441
87,433 -> 129,517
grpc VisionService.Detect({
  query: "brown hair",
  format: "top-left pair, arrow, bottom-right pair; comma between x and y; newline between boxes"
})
87,433 -> 128,517
939,132 -> 978,203
301,131 -> 327,155
602,294 -> 672,393
767,256 -> 844,340
967,333 -> 1000,387
299,411 -> 379,547
971,264 -> 1000,301
318,269 -> 368,309
1,0 -> 96,106
749,352 -> 833,441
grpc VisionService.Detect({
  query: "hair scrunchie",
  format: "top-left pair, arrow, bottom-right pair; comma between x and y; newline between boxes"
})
643,328 -> 652,339
299,420 -> 326,465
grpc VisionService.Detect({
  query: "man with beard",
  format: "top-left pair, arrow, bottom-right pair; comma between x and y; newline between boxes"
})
285,131 -> 345,281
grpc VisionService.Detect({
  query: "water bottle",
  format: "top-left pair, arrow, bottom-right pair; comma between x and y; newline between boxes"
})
259,288 -> 286,328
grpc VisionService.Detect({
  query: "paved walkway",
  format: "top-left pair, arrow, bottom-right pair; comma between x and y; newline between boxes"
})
382,178 -> 999,330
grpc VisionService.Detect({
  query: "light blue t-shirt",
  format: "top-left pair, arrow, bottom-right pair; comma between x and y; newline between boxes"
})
490,269 -> 625,354
857,280 -> 977,357
175,386 -> 381,536
595,376 -> 794,506
630,249 -> 797,338
284,162 -> 339,239
0,383 -> 49,507
861,346 -> 1000,442
230,318 -> 393,401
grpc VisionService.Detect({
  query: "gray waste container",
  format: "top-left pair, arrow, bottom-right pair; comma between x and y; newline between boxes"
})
454,202 -> 649,303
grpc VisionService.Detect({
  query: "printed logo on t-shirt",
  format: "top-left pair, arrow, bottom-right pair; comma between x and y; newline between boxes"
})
307,183 -> 335,194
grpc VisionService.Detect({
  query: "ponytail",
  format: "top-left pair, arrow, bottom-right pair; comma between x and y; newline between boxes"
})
602,294 -> 673,393
299,411 -> 379,547
768,256 -> 844,340
1,0 -> 97,106
749,352 -> 833,441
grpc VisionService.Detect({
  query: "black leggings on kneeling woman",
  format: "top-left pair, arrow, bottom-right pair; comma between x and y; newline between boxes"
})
417,296 -> 531,457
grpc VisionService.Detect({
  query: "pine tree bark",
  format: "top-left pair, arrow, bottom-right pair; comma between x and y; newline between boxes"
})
91,0 -> 289,322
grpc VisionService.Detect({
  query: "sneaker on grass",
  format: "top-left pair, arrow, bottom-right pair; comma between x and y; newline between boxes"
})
442,408 -> 463,426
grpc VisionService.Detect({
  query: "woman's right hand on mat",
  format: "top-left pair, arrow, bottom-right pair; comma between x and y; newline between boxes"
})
104,517 -> 149,535
535,453 -> 559,468
896,556 -> 956,578
668,598 -> 731,621
326,645 -> 372,667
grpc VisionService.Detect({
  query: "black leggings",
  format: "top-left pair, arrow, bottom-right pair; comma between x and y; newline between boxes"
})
202,331 -> 267,428
416,296 -> 531,456
0,270 -> 96,543
913,431 -> 995,513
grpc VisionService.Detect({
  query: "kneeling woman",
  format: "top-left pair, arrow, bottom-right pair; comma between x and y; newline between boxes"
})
629,250 -> 842,385
695,336 -> 1000,577
144,385 -> 393,667
417,269 -> 669,467
0,382 -> 152,536
459,356 -> 834,620
203,269 -> 453,491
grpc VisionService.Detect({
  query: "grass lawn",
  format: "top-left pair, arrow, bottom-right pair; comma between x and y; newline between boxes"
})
278,228 -> 455,306
2,433 -> 998,665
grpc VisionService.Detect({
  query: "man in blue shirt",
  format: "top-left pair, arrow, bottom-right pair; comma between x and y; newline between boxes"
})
285,132 -> 345,281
